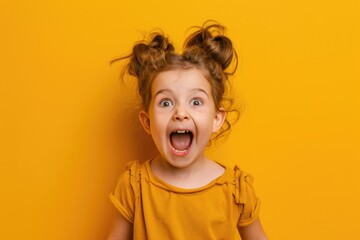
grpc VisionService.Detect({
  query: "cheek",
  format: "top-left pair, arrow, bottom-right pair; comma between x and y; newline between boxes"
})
150,113 -> 167,133
196,116 -> 215,133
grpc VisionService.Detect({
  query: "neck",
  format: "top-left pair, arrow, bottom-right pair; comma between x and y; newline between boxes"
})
150,155 -> 224,189
155,155 -> 208,178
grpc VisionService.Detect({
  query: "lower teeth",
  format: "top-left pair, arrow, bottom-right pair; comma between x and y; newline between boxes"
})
172,147 -> 188,153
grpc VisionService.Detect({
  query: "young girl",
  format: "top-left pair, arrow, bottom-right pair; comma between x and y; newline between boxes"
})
108,22 -> 268,240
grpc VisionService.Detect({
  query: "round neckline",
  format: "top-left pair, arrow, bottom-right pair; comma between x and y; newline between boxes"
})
143,159 -> 231,193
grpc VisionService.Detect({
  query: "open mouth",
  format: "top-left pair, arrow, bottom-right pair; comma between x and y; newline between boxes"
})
170,130 -> 193,154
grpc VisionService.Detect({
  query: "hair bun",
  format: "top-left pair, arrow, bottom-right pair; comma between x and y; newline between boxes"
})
184,23 -> 235,71
149,34 -> 175,52
129,33 -> 174,78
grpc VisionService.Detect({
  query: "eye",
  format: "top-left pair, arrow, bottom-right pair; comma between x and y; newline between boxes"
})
159,99 -> 173,107
191,99 -> 203,106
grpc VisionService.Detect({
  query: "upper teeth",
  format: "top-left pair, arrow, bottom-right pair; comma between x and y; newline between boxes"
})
174,130 -> 189,133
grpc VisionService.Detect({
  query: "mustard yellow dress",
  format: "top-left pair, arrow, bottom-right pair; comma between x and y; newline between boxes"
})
110,159 -> 260,240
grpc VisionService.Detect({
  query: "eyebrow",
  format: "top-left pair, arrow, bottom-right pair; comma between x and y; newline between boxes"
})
153,89 -> 172,98
154,88 -> 209,98
192,88 -> 209,97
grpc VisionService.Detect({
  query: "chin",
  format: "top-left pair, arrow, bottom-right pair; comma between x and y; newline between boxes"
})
162,152 -> 200,169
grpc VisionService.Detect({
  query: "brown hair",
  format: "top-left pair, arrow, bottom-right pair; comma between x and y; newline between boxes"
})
112,21 -> 240,141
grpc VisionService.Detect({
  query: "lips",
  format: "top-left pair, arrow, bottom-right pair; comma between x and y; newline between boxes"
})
170,130 -> 193,155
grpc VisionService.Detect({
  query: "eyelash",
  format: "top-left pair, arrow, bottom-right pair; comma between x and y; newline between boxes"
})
158,98 -> 204,107
159,99 -> 173,107
190,99 -> 203,106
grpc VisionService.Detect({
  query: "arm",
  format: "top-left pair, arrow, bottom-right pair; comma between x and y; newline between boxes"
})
238,218 -> 268,240
107,212 -> 133,240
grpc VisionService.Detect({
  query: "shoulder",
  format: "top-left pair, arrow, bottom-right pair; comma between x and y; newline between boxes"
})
116,160 -> 144,190
111,160 -> 148,203
232,165 -> 261,227
232,165 -> 257,204
216,163 -> 254,187
124,160 -> 142,178
109,160 -> 146,223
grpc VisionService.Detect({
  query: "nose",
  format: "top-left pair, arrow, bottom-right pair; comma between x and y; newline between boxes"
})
173,104 -> 189,121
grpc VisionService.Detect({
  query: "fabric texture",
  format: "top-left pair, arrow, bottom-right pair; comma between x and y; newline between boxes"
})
109,159 -> 260,240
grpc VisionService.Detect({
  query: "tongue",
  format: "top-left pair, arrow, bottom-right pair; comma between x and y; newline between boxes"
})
171,133 -> 191,150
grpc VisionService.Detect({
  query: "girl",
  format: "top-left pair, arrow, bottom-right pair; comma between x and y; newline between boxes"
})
108,22 -> 268,240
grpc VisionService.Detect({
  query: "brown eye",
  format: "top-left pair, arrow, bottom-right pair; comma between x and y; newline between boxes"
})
159,99 -> 173,107
191,99 -> 203,106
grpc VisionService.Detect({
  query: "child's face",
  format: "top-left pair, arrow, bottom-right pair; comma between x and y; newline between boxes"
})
139,68 -> 226,169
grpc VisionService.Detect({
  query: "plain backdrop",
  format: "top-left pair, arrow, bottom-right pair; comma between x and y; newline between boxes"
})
1,0 -> 359,239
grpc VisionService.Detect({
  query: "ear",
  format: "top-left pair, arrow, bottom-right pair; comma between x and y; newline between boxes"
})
212,108 -> 226,133
139,110 -> 151,135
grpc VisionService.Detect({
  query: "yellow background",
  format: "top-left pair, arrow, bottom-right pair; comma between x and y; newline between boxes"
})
1,0 -> 359,239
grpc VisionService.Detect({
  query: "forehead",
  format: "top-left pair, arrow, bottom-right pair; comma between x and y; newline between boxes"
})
152,68 -> 211,94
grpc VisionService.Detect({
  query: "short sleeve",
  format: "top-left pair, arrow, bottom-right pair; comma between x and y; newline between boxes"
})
234,166 -> 261,227
109,161 -> 140,223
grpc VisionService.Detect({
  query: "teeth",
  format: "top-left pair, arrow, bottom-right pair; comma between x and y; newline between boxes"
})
171,147 -> 188,153
173,130 -> 190,134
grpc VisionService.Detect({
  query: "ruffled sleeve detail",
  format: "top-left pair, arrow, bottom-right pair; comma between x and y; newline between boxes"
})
234,165 -> 261,227
109,161 -> 141,223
